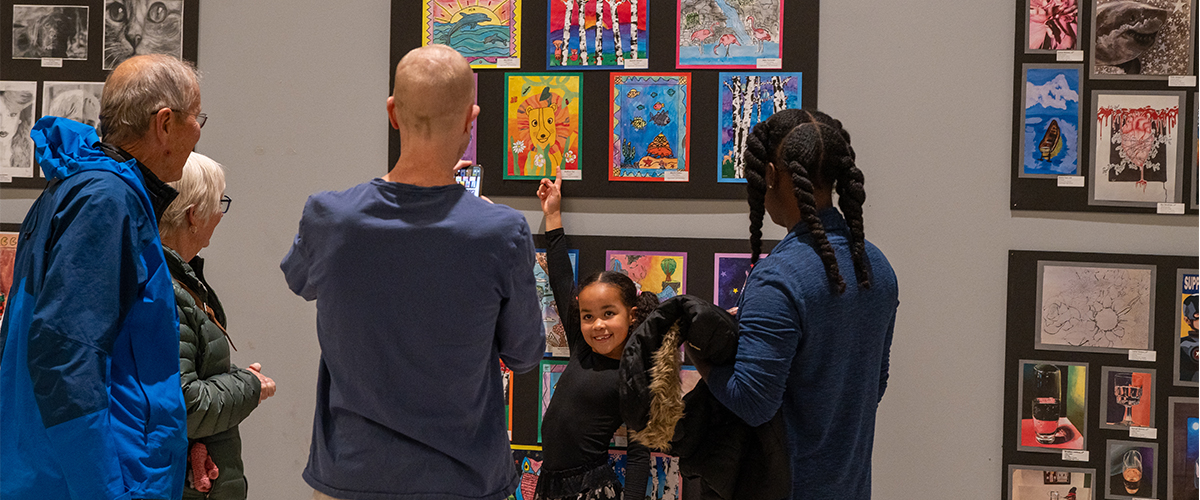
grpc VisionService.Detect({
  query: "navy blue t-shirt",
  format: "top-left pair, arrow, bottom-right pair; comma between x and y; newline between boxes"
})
282,179 -> 545,500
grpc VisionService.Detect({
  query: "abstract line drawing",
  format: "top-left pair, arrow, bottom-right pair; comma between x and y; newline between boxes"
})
1019,65 -> 1081,177
605,251 -> 686,300
534,248 -> 578,357
1036,261 -> 1156,353
423,0 -> 521,69
547,0 -> 647,70
41,82 -> 104,133
1090,91 -> 1184,206
718,72 -> 800,182
0,81 -> 38,181
1026,0 -> 1080,53
609,74 -> 691,181
102,0 -> 184,70
1090,0 -> 1196,79
676,0 -> 782,68
12,5 -> 89,60
505,73 -> 581,180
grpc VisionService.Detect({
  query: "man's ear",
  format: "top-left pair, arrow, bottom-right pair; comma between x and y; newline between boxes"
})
153,108 -> 173,146
465,104 -> 480,134
387,96 -> 400,130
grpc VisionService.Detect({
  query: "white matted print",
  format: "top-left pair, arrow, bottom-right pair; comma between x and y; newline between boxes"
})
0,82 -> 38,181
41,82 -> 104,133
103,0 -> 184,70
1007,464 -> 1096,500
1035,261 -> 1155,353
12,5 -> 89,60
1089,90 -> 1185,207
1089,0 -> 1196,79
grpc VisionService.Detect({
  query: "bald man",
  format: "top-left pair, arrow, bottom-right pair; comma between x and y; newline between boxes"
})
282,45 -> 544,500
1,54 -> 201,499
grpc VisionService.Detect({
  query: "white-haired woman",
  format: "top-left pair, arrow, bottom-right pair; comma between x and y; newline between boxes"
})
159,152 -> 276,500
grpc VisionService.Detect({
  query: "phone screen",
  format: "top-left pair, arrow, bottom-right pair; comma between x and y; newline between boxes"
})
455,166 -> 482,196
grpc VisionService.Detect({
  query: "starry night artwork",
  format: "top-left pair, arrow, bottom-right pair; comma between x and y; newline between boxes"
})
714,253 -> 757,310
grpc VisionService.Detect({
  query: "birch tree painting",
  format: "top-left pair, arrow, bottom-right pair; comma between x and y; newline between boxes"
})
547,0 -> 648,69
717,72 -> 802,182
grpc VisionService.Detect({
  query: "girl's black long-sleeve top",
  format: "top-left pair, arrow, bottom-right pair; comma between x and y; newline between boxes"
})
538,228 -> 650,496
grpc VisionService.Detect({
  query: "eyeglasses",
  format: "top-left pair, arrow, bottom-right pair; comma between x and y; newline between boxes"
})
219,195 -> 231,213
150,108 -> 207,128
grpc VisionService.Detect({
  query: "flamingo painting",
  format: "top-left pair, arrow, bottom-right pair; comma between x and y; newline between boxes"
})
714,33 -> 741,57
689,21 -> 720,54
745,15 -> 772,53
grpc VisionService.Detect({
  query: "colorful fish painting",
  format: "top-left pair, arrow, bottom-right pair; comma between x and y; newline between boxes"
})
610,74 -> 691,181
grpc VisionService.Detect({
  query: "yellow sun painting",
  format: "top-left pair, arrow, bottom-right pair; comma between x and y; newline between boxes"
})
422,0 -> 521,68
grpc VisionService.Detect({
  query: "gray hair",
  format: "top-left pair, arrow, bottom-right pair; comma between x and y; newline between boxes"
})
160,152 -> 225,240
100,54 -> 200,145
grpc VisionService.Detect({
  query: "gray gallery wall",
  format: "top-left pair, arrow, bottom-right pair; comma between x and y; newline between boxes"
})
1,0 -> 1196,497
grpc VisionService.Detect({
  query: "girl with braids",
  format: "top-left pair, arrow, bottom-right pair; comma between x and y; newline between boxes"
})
695,109 -> 899,498
533,171 -> 657,499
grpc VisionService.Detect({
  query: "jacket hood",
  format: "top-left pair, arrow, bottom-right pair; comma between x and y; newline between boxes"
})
31,116 -> 154,218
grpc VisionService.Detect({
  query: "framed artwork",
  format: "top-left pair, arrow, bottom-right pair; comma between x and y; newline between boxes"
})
41,81 -> 103,132
1105,440 -> 1158,499
1035,261 -> 1156,354
1025,0 -> 1081,54
605,251 -> 687,300
1018,64 -> 1081,178
501,360 -> 513,439
608,73 -> 691,182
534,248 -> 578,357
1090,90 -> 1186,208
714,252 -> 758,310
717,72 -> 801,183
1007,465 -> 1095,500
464,73 -> 478,164
510,445 -> 543,500
608,450 -> 683,500
421,0 -> 521,69
12,5 -> 89,60
1089,0 -> 1197,80
676,0 -> 783,69
0,229 -> 17,324
1098,366 -> 1155,430
1166,397 -> 1198,500
0,81 -> 38,182
1192,100 -> 1198,209
1175,268 -> 1199,386
546,0 -> 647,70
102,0 -> 185,70
504,73 -> 581,180
537,359 -> 568,442
1016,359 -> 1088,453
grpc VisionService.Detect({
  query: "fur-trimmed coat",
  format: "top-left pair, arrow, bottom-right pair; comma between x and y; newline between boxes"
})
619,295 -> 790,500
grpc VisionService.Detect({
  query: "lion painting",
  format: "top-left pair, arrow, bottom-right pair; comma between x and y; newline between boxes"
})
512,86 -> 574,177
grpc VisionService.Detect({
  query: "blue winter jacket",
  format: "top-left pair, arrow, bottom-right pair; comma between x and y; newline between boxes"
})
0,117 -> 187,500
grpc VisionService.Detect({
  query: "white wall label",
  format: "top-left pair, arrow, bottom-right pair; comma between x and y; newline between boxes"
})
1056,50 -> 1083,61
41,58 -> 63,68
0,174 -> 12,183
1168,75 -> 1197,87
1156,203 -> 1185,214
1057,176 -> 1085,187
623,58 -> 648,69
1128,350 -> 1157,362
756,58 -> 783,69
664,171 -> 689,182
559,169 -> 582,180
496,58 -> 521,69
1129,426 -> 1157,439
1061,450 -> 1089,461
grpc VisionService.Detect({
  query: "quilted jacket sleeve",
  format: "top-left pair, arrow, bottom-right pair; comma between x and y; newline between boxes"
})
176,285 -> 261,439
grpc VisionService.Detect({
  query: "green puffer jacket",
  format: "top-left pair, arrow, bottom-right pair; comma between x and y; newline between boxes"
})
166,247 -> 261,500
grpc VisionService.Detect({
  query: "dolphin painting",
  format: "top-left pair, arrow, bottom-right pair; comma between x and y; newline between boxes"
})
1093,1 -> 1171,74
437,12 -> 492,45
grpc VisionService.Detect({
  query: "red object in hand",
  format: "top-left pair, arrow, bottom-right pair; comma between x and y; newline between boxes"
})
189,442 -> 219,492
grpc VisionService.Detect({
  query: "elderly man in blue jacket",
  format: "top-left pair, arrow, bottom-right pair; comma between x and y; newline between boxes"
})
0,54 -> 203,500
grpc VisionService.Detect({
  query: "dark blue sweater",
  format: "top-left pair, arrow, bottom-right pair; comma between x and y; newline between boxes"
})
707,208 -> 898,499
281,179 -> 545,500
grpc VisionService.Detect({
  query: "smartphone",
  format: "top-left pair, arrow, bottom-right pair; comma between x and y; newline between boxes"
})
455,165 -> 482,196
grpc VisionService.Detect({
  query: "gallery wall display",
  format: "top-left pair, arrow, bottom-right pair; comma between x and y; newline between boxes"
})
1174,268 -> 1198,386
1010,0 -> 1199,214
0,224 -> 18,325
1002,250 -> 1198,499
0,0 -> 201,188
1165,396 -> 1198,500
390,0 -> 819,199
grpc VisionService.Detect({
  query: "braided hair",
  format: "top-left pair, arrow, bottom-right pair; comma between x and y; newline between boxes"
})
743,109 -> 871,294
